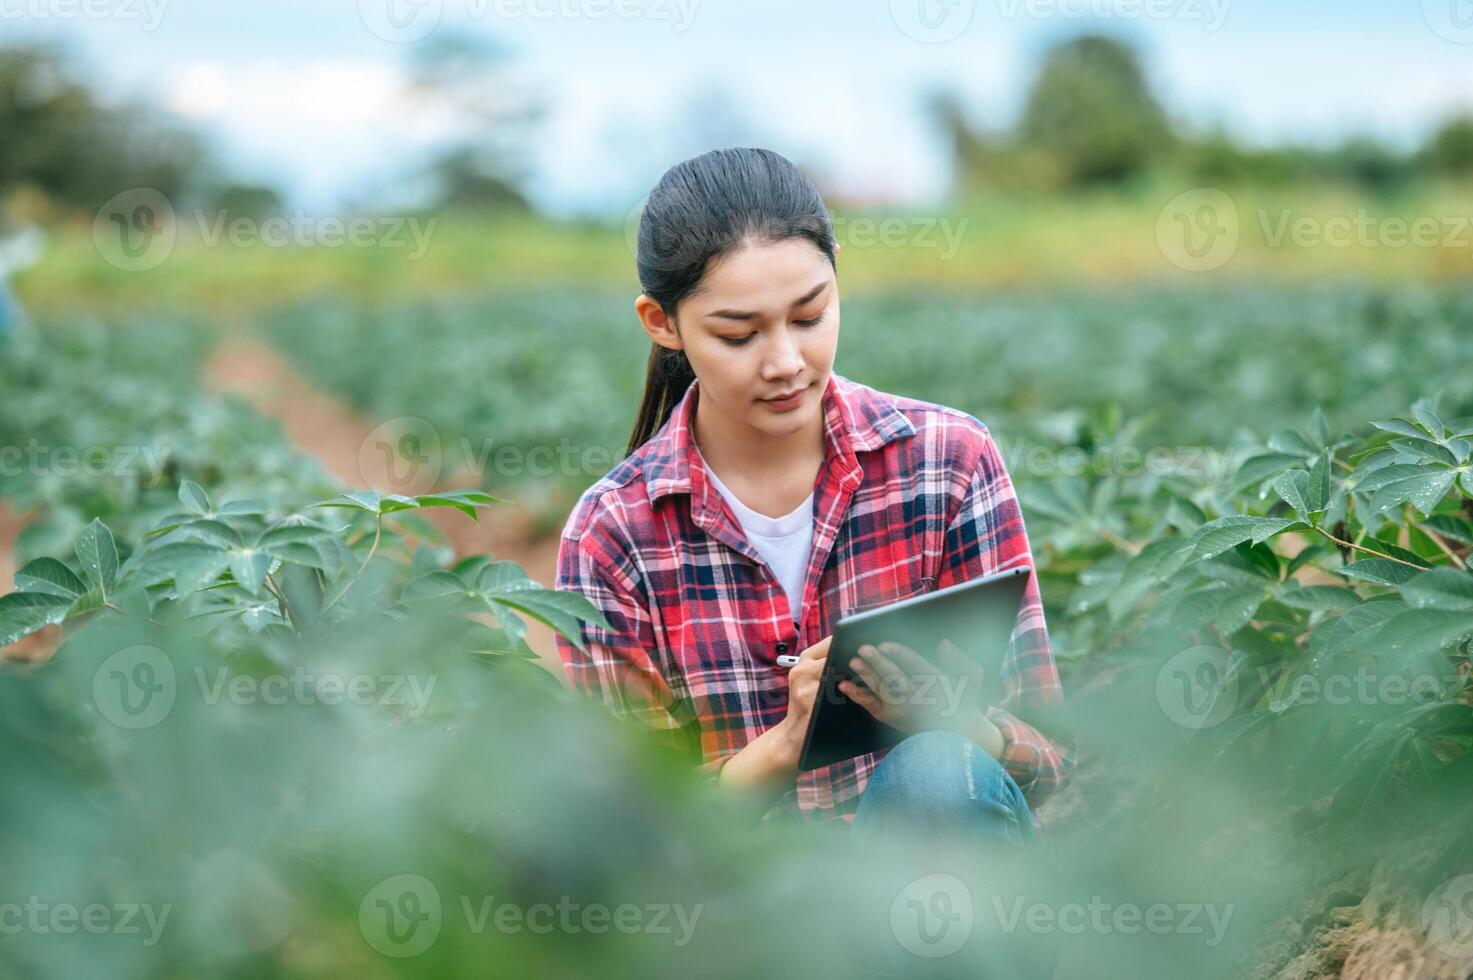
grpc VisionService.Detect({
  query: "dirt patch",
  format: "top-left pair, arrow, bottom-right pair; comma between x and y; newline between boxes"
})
203,338 -> 566,680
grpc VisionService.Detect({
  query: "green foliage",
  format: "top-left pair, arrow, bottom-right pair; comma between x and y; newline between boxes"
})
1025,395 -> 1473,837
0,315 -> 338,557
1,480 -> 607,659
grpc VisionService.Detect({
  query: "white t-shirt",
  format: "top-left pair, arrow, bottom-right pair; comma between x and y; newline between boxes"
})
698,448 -> 815,627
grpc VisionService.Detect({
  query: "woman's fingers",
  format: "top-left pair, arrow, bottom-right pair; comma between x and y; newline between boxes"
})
880,640 -> 937,678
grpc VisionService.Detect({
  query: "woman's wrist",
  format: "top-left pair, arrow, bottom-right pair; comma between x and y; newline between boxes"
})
719,716 -> 801,790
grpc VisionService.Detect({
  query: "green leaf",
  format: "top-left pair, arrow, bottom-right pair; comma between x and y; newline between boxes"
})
128,541 -> 229,585
219,500 -> 265,516
74,518 -> 118,599
1109,538 -> 1192,621
1274,470 -> 1311,521
1368,608 -> 1473,658
275,563 -> 324,628
1329,728 -> 1415,829
179,480 -> 211,516
1389,438 -> 1460,467
1400,568 -> 1473,611
477,560 -> 539,593
1186,517 -> 1297,563
402,571 -> 471,603
1422,515 -> 1473,545
228,549 -> 274,597
257,524 -> 334,548
1338,558 -> 1424,587
1214,585 -> 1267,638
1307,449 -> 1331,513
14,557 -> 85,599
413,489 -> 508,520
178,519 -> 244,548
1367,469 -> 1458,517
1268,429 -> 1316,457
1310,408 -> 1331,447
486,589 -> 614,652
267,542 -> 329,569
1321,600 -> 1406,657
0,592 -> 72,647
1232,453 -> 1302,497
1371,417 -> 1430,440
1412,400 -> 1447,439
1277,585 -> 1362,611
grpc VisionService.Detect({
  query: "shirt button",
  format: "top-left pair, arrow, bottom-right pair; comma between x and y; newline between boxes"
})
775,641 -> 790,656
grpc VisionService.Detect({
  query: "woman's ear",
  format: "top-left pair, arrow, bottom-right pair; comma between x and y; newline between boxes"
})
635,294 -> 683,351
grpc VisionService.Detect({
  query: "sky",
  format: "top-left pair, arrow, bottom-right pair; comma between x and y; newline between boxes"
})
6,0 -> 1473,216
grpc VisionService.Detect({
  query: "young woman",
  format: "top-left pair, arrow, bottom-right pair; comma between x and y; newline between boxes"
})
554,148 -> 1075,850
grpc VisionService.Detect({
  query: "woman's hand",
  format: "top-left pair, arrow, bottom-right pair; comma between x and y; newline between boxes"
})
775,634 -> 831,760
721,635 -> 833,791
838,637 -> 992,741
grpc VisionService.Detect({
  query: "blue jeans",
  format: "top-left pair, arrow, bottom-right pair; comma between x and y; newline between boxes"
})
853,729 -> 1035,849
851,730 -> 1042,978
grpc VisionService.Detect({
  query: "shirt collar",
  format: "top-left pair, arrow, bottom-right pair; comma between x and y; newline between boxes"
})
642,371 -> 915,505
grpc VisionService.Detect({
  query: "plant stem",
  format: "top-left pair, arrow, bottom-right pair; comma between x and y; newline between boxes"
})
1312,526 -> 1423,568
322,514 -> 384,613
1421,527 -> 1469,571
265,575 -> 298,630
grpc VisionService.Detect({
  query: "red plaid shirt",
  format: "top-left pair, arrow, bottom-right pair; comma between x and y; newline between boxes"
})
555,372 -> 1076,830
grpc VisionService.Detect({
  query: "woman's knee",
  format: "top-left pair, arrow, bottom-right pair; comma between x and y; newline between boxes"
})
869,729 -> 1013,808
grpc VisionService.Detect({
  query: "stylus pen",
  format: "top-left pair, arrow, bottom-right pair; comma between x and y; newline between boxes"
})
776,654 -> 800,667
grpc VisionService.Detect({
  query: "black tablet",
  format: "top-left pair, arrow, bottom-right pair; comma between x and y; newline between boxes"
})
796,565 -> 1031,773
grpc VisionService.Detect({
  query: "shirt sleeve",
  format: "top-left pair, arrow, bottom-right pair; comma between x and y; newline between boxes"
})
554,534 -> 726,777
934,426 -> 1078,810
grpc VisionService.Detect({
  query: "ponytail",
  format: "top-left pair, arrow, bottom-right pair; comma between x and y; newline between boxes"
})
625,344 -> 696,458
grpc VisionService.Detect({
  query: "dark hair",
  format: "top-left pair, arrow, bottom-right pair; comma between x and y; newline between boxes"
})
624,147 -> 837,457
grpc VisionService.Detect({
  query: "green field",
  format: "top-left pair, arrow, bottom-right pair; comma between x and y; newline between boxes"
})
4,225 -> 1473,976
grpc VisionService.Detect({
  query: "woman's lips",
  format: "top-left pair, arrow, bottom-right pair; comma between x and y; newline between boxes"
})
760,385 -> 808,410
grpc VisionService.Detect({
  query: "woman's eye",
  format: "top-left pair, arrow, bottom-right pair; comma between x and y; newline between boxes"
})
795,313 -> 826,328
719,313 -> 824,347
721,335 -> 754,347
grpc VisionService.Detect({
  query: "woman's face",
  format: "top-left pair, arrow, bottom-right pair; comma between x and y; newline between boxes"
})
640,236 -> 840,440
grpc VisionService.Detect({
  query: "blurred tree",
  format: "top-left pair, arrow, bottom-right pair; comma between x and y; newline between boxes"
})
206,183 -> 284,223
1018,34 -> 1173,186
406,32 -> 542,213
0,43 -> 209,211
1424,114 -> 1473,177
1323,135 -> 1414,192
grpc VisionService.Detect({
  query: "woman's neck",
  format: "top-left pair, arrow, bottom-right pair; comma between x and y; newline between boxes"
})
691,396 -> 827,517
